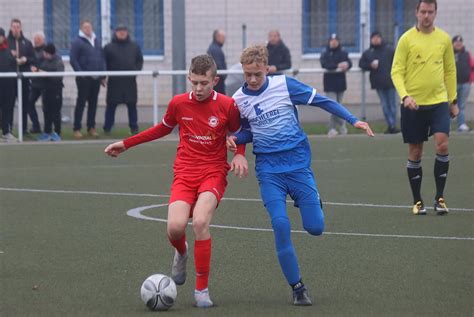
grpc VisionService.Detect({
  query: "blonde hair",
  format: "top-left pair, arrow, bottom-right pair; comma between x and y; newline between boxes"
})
240,44 -> 268,66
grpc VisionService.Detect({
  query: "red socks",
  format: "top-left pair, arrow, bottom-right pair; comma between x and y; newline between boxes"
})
194,238 -> 211,291
168,234 -> 187,255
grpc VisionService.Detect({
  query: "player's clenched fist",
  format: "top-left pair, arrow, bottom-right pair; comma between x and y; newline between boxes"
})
104,141 -> 127,157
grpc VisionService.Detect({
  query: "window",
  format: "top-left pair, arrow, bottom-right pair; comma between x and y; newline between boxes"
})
111,0 -> 165,55
44,0 -> 164,55
303,0 -> 360,53
370,0 -> 418,47
44,0 -> 101,55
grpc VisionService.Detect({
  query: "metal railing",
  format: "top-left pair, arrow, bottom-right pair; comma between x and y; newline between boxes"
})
0,67 -> 366,142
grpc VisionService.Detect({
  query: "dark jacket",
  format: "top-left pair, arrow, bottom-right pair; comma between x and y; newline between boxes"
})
320,45 -> 352,92
0,40 -> 16,89
104,35 -> 143,104
7,31 -> 35,72
207,40 -> 226,94
359,42 -> 395,90
37,54 -> 64,90
0,41 -> 16,72
454,47 -> 472,84
31,45 -> 46,89
267,40 -> 292,73
70,32 -> 105,72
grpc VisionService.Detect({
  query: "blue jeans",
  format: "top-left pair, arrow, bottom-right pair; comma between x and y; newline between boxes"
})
456,83 -> 471,128
376,88 -> 397,128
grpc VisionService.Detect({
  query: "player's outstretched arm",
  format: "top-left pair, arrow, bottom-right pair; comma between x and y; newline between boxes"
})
353,121 -> 375,137
104,141 -> 127,157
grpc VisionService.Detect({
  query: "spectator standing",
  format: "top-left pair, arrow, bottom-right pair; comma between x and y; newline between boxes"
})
0,27 -> 18,142
103,25 -> 143,135
70,20 -> 105,139
391,0 -> 458,215
7,18 -> 41,134
28,31 -> 47,134
267,29 -> 292,74
452,35 -> 472,132
359,31 -> 400,134
320,33 -> 352,137
34,43 -> 64,142
206,29 -> 226,94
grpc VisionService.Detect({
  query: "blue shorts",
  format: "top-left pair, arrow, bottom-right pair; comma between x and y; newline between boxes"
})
400,102 -> 450,144
257,167 -> 320,208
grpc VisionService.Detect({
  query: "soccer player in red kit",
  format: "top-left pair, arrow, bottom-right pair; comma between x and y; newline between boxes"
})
104,54 -> 248,308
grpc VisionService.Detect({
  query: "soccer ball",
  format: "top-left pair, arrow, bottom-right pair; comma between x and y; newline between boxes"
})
140,274 -> 177,311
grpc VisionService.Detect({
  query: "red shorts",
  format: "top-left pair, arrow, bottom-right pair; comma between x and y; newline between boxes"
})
169,168 -> 228,208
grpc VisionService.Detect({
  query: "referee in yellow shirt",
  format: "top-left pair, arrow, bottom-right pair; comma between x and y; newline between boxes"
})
391,0 -> 459,215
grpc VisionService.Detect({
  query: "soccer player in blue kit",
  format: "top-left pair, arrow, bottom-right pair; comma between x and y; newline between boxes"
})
227,45 -> 374,305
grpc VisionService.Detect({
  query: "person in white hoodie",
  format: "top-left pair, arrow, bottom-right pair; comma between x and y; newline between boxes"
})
69,20 -> 105,139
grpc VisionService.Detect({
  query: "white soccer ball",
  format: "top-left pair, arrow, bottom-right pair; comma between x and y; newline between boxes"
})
140,274 -> 177,311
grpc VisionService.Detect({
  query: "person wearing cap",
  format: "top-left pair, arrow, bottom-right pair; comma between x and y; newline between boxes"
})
103,24 -> 143,135
70,20 -> 106,139
452,35 -> 472,132
320,33 -> 352,137
359,31 -> 400,134
0,26 -> 18,142
391,0 -> 458,215
33,43 -> 64,141
7,18 -> 41,135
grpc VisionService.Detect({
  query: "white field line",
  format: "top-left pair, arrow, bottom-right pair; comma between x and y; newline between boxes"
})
0,187 -> 473,212
126,204 -> 474,241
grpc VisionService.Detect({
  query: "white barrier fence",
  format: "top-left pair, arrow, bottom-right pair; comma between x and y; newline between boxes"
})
0,68 -> 366,142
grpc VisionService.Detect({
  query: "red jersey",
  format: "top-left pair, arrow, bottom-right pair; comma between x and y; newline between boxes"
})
125,91 -> 241,175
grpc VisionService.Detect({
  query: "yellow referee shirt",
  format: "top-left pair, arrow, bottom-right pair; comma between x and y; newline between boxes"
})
391,26 -> 457,106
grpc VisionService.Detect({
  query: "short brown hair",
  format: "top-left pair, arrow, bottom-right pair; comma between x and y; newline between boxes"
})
417,0 -> 437,11
189,54 -> 217,77
240,45 -> 268,66
10,18 -> 22,25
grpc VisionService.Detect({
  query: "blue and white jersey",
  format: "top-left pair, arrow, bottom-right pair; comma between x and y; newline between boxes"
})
233,75 -> 358,173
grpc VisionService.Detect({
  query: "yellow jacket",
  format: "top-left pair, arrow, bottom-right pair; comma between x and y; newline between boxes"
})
391,27 -> 457,105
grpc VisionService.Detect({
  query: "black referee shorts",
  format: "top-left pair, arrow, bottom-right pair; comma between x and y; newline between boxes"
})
400,102 -> 450,144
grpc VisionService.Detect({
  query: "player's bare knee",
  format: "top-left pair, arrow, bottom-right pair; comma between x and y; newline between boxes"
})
192,217 -> 209,236
435,141 -> 449,155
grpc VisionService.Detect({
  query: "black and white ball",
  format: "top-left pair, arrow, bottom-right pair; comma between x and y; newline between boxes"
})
140,274 -> 177,311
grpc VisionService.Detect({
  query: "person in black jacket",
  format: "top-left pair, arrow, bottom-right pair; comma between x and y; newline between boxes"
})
359,31 -> 400,134
33,43 -> 64,142
207,29 -> 227,94
267,29 -> 291,75
7,18 -> 41,134
0,27 -> 18,142
70,20 -> 105,139
452,35 -> 472,132
320,33 -> 352,137
103,25 -> 143,135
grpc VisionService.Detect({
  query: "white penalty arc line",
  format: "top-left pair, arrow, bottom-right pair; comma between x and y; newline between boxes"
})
127,204 -> 474,241
0,187 -> 473,212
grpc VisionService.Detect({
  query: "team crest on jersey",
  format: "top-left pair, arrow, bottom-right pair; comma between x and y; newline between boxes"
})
208,116 -> 219,127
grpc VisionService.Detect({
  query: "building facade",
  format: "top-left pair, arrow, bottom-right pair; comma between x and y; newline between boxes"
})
1,0 -> 472,122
